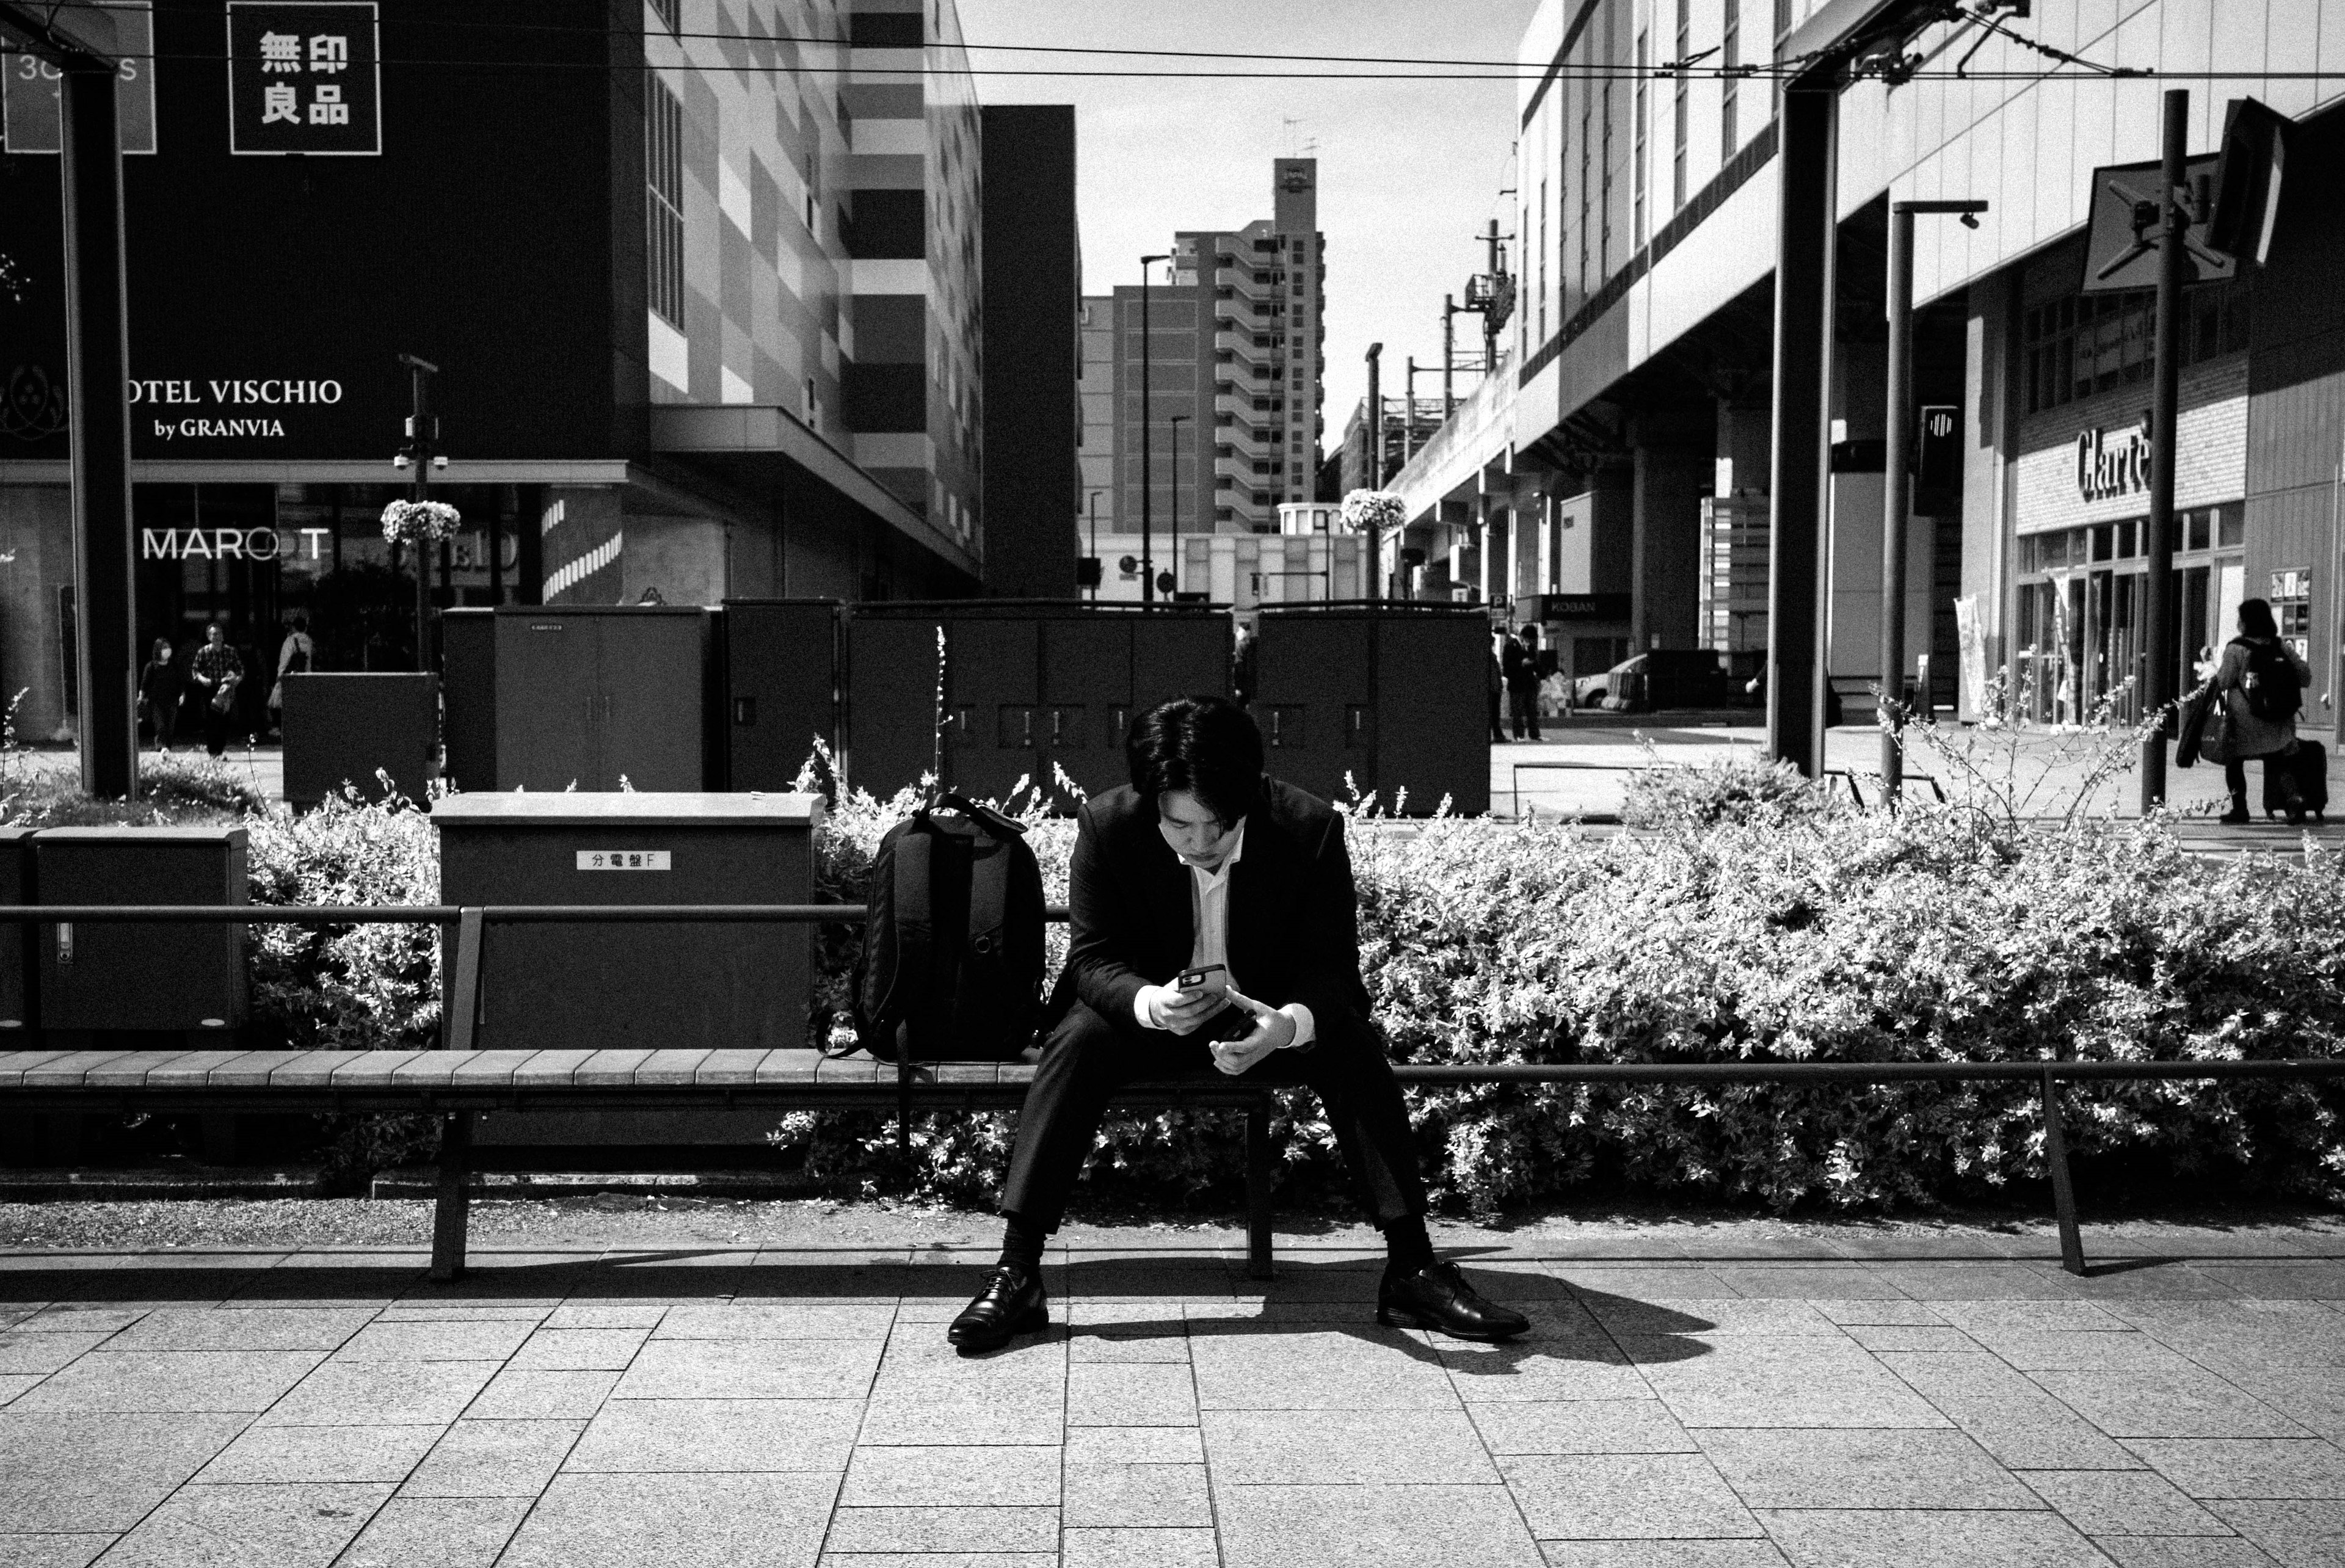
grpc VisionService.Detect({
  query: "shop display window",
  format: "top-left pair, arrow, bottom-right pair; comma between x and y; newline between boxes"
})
2023,275 -> 2252,415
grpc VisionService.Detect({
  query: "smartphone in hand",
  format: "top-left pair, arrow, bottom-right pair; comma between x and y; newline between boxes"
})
1174,963 -> 1228,997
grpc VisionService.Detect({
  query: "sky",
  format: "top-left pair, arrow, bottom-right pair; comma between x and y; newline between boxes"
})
952,0 -> 1536,448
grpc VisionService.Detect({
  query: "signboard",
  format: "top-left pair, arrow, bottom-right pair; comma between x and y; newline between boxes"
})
226,1 -> 381,156
1,1 -> 157,154
2076,416 -> 2152,503
576,851 -> 672,871
2081,153 -> 2233,294
1916,404 -> 1959,491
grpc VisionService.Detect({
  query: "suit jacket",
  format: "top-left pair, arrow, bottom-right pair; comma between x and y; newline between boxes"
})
1062,778 -> 1371,1032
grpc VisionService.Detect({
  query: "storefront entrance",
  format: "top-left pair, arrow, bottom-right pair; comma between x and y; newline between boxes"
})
2012,506 -> 2241,725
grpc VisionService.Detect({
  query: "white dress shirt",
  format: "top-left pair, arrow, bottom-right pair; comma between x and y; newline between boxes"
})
1133,819 -> 1317,1047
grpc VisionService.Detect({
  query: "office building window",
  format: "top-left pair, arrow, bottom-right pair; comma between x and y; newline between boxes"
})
646,79 -> 686,328
649,0 -> 678,36
2021,278 -> 2252,415
1600,78 -> 1614,277
1673,0 -> 1690,210
1632,32 -> 1648,250
1722,1 -> 1740,159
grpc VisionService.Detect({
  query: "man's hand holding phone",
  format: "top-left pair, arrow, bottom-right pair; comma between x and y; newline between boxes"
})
1209,985 -> 1296,1075
1139,963 -> 1230,1036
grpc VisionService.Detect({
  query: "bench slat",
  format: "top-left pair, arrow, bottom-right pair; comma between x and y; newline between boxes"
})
390,1053 -> 471,1087
145,1050 -> 267,1087
634,1048 -> 712,1086
331,1050 -> 435,1087
754,1050 -> 823,1084
934,1061 -> 1002,1085
0,1051 -> 76,1087
24,1050 -> 144,1087
451,1050 -> 544,1087
511,1049 -> 598,1087
694,1048 -> 775,1085
1000,1062 -> 1038,1086
576,1049 -> 655,1086
813,1053 -> 884,1084
82,1050 -> 198,1087
264,1051 -> 355,1088
205,1051 -> 304,1087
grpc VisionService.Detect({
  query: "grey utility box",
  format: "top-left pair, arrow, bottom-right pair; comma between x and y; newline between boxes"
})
493,608 -> 711,791
35,827 -> 249,1034
1251,605 -> 1491,816
433,792 -> 823,1054
282,673 -> 439,806
1,826 -> 31,1034
440,607 -> 496,793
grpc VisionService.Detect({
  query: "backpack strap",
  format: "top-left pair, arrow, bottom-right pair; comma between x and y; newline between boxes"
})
871,816 -> 936,1056
966,829 -> 1011,975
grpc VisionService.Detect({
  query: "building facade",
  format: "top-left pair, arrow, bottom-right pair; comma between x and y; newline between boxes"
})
0,0 -> 1061,744
1077,294 -> 1119,575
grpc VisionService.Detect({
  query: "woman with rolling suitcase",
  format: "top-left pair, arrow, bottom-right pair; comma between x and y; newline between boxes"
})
2211,598 -> 2319,826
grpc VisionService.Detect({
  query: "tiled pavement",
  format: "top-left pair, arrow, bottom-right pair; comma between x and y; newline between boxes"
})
4,1231 -> 2345,1566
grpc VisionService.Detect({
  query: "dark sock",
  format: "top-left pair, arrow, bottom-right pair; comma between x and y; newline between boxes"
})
997,1213 -> 1047,1274
1382,1214 -> 1434,1275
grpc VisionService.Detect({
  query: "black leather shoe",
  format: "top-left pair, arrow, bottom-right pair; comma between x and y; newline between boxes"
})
1376,1260 -> 1530,1340
947,1265 -> 1048,1352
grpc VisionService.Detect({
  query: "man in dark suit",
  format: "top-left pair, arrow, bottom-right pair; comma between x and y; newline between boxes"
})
948,695 -> 1530,1351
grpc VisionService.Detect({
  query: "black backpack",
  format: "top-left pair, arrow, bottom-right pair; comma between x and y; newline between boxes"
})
2238,638 -> 2302,722
851,792 -> 1046,1067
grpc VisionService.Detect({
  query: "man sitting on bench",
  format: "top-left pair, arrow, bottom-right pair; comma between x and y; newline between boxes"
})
949,694 -> 1530,1351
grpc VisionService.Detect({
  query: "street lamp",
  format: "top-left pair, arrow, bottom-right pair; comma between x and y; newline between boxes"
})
1168,412 -> 1191,599
393,353 -> 445,673
1139,253 -> 1171,607
1880,199 -> 1986,799
1085,488 -> 1105,602
1363,343 -> 1383,601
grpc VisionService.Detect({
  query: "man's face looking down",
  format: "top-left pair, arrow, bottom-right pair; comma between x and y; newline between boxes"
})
1157,790 -> 1240,871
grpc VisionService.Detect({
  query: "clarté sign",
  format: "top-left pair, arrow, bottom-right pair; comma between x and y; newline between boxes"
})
2076,416 -> 2152,503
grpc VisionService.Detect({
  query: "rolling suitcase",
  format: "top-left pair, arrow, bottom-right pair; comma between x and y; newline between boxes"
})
2262,740 -> 2329,823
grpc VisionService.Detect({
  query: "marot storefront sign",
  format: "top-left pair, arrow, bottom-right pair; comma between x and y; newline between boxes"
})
2076,416 -> 2151,503
128,377 -> 343,441
142,528 -> 332,560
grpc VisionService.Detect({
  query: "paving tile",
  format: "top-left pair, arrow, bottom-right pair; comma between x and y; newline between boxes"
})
258,1360 -> 501,1427
12,1308 -> 149,1334
1812,1299 -> 1947,1327
1930,1393 -> 2150,1470
1754,1507 -> 2109,1567
2128,1439 -> 2345,1499
0,1374 -> 42,1406
821,1507 -> 1060,1553
1536,1545 -> 1791,1567
564,1397 -> 862,1473
1973,1330 -> 2203,1371
1699,1427 -> 2040,1509
497,1472 -> 840,1568
1061,1526 -> 1220,1568
1466,1398 -> 1696,1456
106,1307 -> 377,1353
1071,1332 -> 1194,1364
1500,1451 -> 1762,1539
1882,1266 -> 2100,1301
819,1556 -> 1056,1568
1555,1269 -> 1746,1302
1202,1408 -> 1496,1484
1214,1483 -> 1543,1568
538,1302 -> 669,1330
1188,1328 -> 1458,1410
508,1328 -> 648,1371
1069,1362 -> 1198,1425
371,1305 -> 549,1324
842,1446 -> 1061,1507
2205,1499 -> 2345,1568
465,1367 -> 618,1421
1063,1462 -> 1213,1526
95,1480 -> 391,1568
1925,1301 -> 2137,1334
653,1303 -> 898,1340
336,1497 -> 534,1568
2018,1468 -> 2231,1534
194,1422 -> 441,1484
0,1534 -> 115,1567
0,1410 -> 252,1531
1583,1298 -> 1844,1337
1710,1268 -> 1904,1300
1439,1340 -> 1654,1402
2028,1369 -> 2311,1439
332,1320 -> 536,1363
611,1338 -> 884,1401
0,1332 -> 108,1374
400,1417 -> 582,1497
1845,1326 -> 1980,1352
9,1349 -> 325,1413
1066,1427 -> 1205,1465
2202,1266 -> 2345,1301
1875,1351 -> 2046,1398
858,1393 -> 1066,1446
2090,1541 -> 2283,1567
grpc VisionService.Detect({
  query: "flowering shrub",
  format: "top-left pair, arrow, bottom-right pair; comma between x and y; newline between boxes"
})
1620,745 -> 1830,829
1340,488 -> 1405,538
379,499 -> 462,546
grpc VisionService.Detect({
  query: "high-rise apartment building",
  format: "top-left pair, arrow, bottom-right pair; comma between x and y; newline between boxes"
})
1078,296 -> 1119,557
1110,160 -> 1326,551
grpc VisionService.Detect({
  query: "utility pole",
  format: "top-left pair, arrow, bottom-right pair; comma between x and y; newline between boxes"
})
394,355 -> 443,672
1364,343 -> 1383,600
1138,254 -> 1170,607
1881,199 -> 1987,800
1168,413 -> 1190,598
1086,488 -> 1103,602
1402,358 -> 1419,465
1442,295 -> 1458,418
2140,90 -> 2189,815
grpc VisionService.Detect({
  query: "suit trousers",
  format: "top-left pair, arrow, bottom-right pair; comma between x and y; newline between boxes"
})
999,1000 -> 1427,1233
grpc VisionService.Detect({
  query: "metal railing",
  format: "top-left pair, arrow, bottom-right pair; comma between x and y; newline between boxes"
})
1505,760 -> 1946,814
4,902 -> 2343,1276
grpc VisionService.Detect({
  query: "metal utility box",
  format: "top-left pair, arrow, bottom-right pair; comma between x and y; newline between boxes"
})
440,607 -> 496,793
492,607 -> 713,791
281,673 -> 438,805
719,600 -> 841,791
35,827 -> 249,1033
1253,605 -> 1490,816
0,827 -> 32,1034
433,793 -> 822,1054
845,602 -> 1232,807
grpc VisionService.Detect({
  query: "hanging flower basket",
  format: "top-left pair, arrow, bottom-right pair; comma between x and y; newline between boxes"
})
1340,488 -> 1406,535
379,499 -> 462,546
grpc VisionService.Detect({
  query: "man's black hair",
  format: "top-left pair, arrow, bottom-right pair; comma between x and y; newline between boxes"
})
2238,597 -> 2279,639
1126,695 -> 1265,827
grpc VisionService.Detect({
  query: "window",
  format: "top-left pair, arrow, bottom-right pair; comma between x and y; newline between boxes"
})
649,0 -> 679,36
1536,179 -> 1549,341
1579,97 -> 1592,299
2021,277 -> 2252,415
1632,32 -> 1648,250
1721,1 -> 1740,160
645,79 -> 685,328
802,376 -> 818,430
1600,77 -> 1615,276
1672,0 -> 1690,210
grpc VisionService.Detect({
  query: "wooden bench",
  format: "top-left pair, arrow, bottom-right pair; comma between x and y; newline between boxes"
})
0,1046 -> 1279,1283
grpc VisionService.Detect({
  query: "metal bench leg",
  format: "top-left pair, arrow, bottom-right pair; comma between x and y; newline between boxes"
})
1245,1102 -> 1274,1280
2042,1068 -> 2087,1276
429,1111 -> 473,1284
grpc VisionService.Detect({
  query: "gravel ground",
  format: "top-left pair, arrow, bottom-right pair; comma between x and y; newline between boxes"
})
3,1192 -> 2340,1254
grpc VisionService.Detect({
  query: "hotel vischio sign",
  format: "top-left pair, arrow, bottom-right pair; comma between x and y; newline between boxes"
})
227,1 -> 381,156
2076,416 -> 2152,504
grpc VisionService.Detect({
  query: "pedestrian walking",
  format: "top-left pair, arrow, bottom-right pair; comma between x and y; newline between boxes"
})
1503,625 -> 1544,741
1487,631 -> 1508,744
189,622 -> 245,758
2211,598 -> 2317,825
136,637 -> 186,752
268,612 -> 314,737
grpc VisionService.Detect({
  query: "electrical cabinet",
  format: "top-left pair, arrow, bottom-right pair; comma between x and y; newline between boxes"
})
440,607 -> 496,794
0,827 -> 31,1034
492,608 -> 711,791
35,827 -> 248,1034
1252,605 -> 1489,816
281,673 -> 438,806
719,600 -> 840,791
